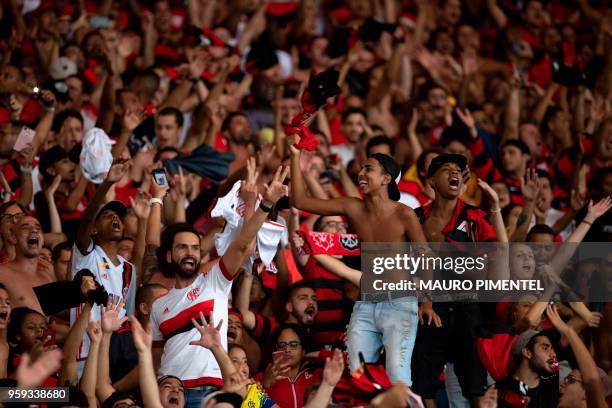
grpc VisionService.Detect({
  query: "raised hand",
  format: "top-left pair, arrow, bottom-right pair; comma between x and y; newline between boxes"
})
455,108 -> 476,136
150,167 -> 170,199
546,303 -> 571,336
105,159 -> 130,184
130,316 -> 152,352
101,298 -> 128,333
240,157 -> 259,204
45,175 -> 62,200
39,90 -> 57,110
223,371 -> 249,394
16,349 -> 63,389
322,349 -> 344,388
189,312 -> 222,349
521,168 -> 540,202
263,166 -> 289,205
129,191 -> 152,220
584,196 -> 612,223
86,320 -> 103,345
170,166 -> 187,198
257,144 -> 277,167
477,179 -> 500,211
122,109 -> 146,132
408,109 -> 419,136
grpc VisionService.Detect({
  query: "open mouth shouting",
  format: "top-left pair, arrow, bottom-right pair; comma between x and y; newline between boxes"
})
167,396 -> 180,407
112,219 -> 122,232
180,256 -> 197,271
448,176 -> 461,191
26,235 -> 40,249
303,305 -> 316,323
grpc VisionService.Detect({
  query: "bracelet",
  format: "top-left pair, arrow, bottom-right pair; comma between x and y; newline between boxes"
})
20,165 -> 32,174
149,198 -> 164,207
490,208 -> 501,213
259,201 -> 273,213
582,219 -> 593,226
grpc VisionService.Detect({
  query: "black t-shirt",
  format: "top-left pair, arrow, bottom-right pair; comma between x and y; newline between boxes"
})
109,329 -> 139,385
497,375 -> 559,408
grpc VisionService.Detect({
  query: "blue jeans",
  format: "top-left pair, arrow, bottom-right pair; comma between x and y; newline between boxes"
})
346,296 -> 418,385
185,385 -> 220,408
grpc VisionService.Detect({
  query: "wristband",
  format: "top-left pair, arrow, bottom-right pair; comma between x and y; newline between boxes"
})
490,208 -> 501,213
259,201 -> 273,213
20,165 -> 32,174
582,219 -> 593,226
149,198 -> 164,207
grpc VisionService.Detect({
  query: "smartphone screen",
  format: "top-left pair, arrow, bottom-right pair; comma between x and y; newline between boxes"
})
14,126 -> 36,152
153,169 -> 168,186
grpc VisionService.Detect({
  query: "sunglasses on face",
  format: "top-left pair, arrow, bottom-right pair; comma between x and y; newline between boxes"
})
277,340 -> 301,350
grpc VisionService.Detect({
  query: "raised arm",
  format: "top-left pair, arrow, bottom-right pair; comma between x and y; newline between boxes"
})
510,169 -> 540,242
221,166 -> 289,277
76,161 -> 129,254
190,313 -> 236,378
58,302 -> 92,386
44,175 -> 63,233
81,320 -> 102,408
96,299 -> 128,403
547,305 -> 607,408
289,141 -> 353,215
130,192 -> 151,287
235,273 -> 257,330
131,317 -> 163,408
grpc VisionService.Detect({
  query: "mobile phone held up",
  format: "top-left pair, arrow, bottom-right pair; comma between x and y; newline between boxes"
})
153,168 -> 168,186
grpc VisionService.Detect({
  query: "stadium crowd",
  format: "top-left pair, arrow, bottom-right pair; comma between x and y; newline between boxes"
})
0,0 -> 611,406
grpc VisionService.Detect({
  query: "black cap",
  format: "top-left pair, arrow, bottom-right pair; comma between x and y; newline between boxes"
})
427,153 -> 467,178
39,145 -> 69,178
370,153 -> 401,201
96,200 -> 127,220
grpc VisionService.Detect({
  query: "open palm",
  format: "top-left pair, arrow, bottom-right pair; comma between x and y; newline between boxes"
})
189,312 -> 222,349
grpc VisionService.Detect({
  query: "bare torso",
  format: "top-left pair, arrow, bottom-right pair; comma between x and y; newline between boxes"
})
0,261 -> 55,315
345,199 -> 425,243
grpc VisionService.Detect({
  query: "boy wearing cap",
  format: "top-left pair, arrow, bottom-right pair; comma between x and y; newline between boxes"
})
411,153 -> 497,406
289,140 -> 427,386
70,160 -> 136,367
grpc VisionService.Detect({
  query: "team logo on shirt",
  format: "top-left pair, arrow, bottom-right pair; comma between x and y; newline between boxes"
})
186,288 -> 200,302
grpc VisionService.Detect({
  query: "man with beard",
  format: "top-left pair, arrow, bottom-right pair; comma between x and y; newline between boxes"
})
0,216 -> 54,313
238,280 -> 318,347
150,166 -> 289,408
497,309 -> 562,408
71,160 -> 137,365
219,112 -> 254,173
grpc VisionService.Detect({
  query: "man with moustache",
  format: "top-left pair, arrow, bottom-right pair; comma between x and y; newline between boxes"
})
150,166 -> 290,408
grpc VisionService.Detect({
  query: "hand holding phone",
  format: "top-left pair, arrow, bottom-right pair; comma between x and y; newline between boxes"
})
152,169 -> 168,186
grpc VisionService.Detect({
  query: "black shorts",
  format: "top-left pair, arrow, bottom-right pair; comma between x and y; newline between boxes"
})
411,303 -> 488,400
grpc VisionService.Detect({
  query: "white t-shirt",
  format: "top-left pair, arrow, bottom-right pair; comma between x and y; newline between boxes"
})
150,259 -> 233,388
70,240 -> 136,361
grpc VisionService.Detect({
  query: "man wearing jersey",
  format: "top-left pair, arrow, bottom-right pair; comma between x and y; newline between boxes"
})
150,166 -> 289,408
411,153 -> 497,407
71,160 -> 136,365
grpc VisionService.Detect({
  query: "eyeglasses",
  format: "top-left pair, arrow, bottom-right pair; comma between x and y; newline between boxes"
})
563,375 -> 583,385
277,340 -> 301,350
0,213 -> 24,223
321,221 -> 348,230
